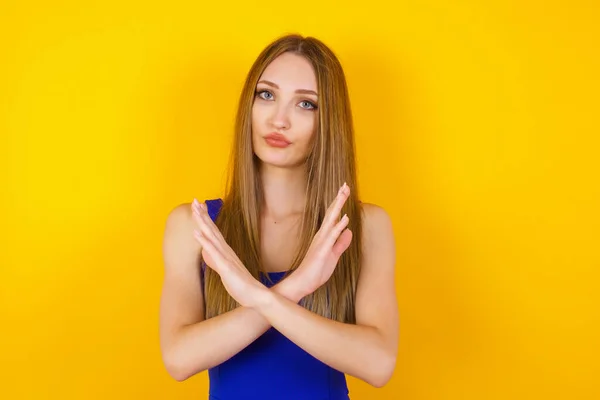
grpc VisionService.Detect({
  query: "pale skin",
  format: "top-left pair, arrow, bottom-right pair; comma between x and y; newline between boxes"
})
159,52 -> 399,387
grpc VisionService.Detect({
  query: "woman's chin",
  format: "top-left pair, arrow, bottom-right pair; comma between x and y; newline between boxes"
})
254,151 -> 304,169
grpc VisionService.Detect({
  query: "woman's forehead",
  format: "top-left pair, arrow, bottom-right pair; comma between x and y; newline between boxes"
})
259,53 -> 317,92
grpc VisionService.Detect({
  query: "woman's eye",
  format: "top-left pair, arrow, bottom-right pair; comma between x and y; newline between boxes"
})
257,90 -> 273,100
299,100 -> 317,110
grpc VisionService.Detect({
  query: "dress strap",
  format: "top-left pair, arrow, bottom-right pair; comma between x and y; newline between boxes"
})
205,198 -> 224,222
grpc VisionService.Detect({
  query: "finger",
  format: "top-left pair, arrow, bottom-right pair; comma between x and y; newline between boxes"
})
331,229 -> 353,258
193,229 -> 226,273
192,204 -> 220,245
192,202 -> 244,268
194,232 -> 215,268
192,201 -> 226,251
194,200 -> 227,244
322,183 -> 350,231
324,213 -> 350,249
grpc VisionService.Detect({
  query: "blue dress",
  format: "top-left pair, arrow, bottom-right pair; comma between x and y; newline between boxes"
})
202,198 -> 350,400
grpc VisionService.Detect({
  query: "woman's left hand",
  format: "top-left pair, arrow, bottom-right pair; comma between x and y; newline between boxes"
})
191,199 -> 266,308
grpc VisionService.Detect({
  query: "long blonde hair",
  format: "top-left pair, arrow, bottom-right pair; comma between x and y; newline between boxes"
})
203,34 -> 362,323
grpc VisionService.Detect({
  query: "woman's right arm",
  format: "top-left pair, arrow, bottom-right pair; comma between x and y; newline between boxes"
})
159,203 -> 302,381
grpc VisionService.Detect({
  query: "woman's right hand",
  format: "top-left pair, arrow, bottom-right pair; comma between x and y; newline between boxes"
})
293,183 -> 354,298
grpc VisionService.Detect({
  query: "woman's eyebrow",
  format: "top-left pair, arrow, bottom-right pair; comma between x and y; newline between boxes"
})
257,80 -> 318,96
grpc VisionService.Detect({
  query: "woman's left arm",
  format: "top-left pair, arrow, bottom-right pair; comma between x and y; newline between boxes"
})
253,204 -> 399,388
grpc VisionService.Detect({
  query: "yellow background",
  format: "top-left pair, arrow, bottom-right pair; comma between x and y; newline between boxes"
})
1,1 -> 598,399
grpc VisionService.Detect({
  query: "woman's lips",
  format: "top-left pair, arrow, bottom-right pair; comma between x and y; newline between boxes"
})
264,133 -> 291,148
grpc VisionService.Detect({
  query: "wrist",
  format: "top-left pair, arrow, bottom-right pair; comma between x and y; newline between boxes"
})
253,285 -> 277,312
272,273 -> 307,303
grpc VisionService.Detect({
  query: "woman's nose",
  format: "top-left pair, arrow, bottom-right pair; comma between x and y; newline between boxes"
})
269,103 -> 291,130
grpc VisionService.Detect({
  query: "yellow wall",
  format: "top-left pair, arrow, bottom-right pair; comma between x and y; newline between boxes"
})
1,1 -> 598,399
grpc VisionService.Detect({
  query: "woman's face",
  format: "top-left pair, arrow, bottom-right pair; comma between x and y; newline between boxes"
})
251,52 -> 319,168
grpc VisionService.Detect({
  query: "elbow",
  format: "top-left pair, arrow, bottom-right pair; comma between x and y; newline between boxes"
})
167,367 -> 190,383
368,352 -> 397,388
162,349 -> 195,382
163,355 -> 189,382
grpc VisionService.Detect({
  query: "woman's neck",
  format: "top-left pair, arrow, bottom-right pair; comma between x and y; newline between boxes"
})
259,163 -> 307,220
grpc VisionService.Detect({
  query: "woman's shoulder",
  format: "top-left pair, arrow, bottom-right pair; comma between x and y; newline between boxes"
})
359,202 -> 392,227
164,202 -> 197,248
161,202 -> 202,275
359,202 -> 394,244
166,202 -> 194,227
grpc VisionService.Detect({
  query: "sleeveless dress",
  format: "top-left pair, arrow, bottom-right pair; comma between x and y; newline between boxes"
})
202,198 -> 350,400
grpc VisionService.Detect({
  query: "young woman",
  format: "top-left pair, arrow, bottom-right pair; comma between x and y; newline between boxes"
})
159,34 -> 399,399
